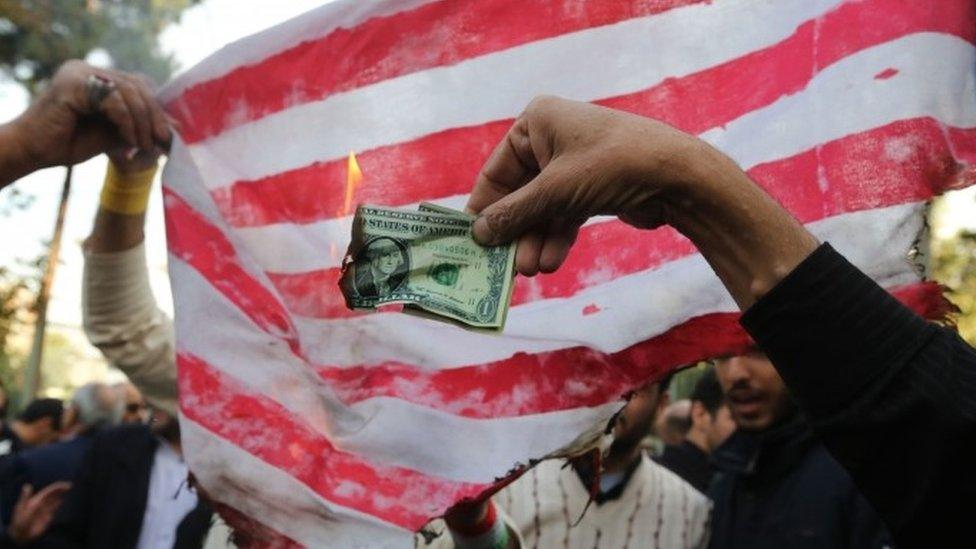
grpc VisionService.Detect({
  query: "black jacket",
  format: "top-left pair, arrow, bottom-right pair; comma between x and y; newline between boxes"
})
0,434 -> 94,525
742,244 -> 976,547
708,414 -> 890,549
655,440 -> 713,494
41,424 -> 211,549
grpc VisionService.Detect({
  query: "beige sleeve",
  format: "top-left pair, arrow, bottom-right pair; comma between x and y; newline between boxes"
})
82,242 -> 178,415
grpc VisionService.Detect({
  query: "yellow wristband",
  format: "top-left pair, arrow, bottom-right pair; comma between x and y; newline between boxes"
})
99,161 -> 158,215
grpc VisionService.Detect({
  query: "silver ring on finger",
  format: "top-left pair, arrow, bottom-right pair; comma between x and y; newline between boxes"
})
85,74 -> 116,111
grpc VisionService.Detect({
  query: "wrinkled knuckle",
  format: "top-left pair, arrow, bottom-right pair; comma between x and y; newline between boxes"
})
484,206 -> 513,239
135,73 -> 156,88
526,94 -> 561,116
117,80 -> 137,94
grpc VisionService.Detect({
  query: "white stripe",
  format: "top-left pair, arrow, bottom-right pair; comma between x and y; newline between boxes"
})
293,202 -> 926,368
234,32 -> 976,274
159,0 -> 440,102
171,256 -> 622,483
162,136 -> 296,335
185,0 -> 844,190
171,203 -> 923,488
700,33 -> 976,169
179,416 -> 411,548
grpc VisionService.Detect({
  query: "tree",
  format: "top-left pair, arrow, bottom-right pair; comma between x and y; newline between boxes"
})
931,228 -> 976,346
0,0 -> 197,407
0,253 -> 43,413
0,0 -> 199,94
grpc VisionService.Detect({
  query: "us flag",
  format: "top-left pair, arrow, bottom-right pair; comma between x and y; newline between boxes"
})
158,0 -> 975,546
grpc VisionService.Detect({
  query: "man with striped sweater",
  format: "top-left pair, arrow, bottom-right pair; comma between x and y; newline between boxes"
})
424,378 -> 711,548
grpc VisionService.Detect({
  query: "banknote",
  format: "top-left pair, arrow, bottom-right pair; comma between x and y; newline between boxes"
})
416,201 -> 474,219
338,204 -> 516,330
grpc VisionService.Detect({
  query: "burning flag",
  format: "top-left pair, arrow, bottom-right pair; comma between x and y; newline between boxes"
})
340,151 -> 363,217
159,0 -> 976,545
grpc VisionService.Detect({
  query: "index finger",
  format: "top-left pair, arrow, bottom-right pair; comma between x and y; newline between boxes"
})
36,481 -> 71,500
465,116 -> 537,215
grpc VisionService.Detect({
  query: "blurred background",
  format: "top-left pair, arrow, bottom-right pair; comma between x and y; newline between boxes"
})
0,0 -> 972,412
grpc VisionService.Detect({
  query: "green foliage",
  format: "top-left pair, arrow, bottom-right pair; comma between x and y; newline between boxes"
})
667,362 -> 709,401
0,263 -> 35,398
0,0 -> 196,402
932,228 -> 976,346
38,330 -> 89,396
0,0 -> 199,95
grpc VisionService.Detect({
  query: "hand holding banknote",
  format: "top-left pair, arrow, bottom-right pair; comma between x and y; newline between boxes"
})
466,95 -> 817,309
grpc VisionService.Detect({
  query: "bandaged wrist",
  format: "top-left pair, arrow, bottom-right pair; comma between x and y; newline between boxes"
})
99,161 -> 157,215
448,502 -> 510,549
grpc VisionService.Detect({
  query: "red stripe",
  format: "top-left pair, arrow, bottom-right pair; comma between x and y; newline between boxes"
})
163,188 -> 303,355
267,119 -> 974,319
178,352 -> 489,531
210,0 -> 975,228
167,0 -> 707,144
947,126 -> 976,190
183,282 -> 948,540
312,282 -> 948,418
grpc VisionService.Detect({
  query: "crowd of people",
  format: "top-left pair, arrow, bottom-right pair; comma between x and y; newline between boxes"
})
0,59 -> 973,548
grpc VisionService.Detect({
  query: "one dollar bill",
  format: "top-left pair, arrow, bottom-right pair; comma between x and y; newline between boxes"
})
338,204 -> 515,330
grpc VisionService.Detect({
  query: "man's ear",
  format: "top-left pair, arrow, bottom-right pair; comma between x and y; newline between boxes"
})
689,401 -> 707,426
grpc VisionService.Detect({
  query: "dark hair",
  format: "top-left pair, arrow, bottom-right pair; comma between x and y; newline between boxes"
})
658,372 -> 675,394
665,410 -> 692,437
18,398 -> 64,430
690,368 -> 725,415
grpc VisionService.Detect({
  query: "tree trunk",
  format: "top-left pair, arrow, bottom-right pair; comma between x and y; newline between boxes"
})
23,165 -> 72,400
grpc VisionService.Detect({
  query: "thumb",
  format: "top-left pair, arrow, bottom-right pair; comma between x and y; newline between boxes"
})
472,166 -> 566,246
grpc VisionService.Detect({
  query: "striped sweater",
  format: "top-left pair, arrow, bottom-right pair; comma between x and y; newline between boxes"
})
422,453 -> 710,548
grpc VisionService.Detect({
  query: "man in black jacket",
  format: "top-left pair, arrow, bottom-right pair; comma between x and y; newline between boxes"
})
708,350 -> 889,548
43,410 -> 211,549
463,96 -> 976,547
656,368 -> 734,494
0,382 -> 123,528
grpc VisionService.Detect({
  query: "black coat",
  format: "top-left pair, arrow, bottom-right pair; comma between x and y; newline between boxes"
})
741,244 -> 976,546
40,424 -> 211,549
708,415 -> 891,549
0,434 -> 93,525
655,440 -> 713,495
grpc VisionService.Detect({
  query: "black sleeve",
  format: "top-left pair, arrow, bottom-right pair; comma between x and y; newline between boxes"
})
0,457 -> 28,526
740,243 -> 976,547
845,488 -> 892,549
38,442 -> 105,549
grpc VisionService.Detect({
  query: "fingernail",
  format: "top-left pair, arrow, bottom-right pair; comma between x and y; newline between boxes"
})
125,148 -> 139,160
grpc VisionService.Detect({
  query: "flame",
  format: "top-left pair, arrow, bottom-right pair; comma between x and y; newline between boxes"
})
340,151 -> 363,217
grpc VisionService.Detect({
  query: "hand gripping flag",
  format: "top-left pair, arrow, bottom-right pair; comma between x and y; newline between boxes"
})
159,0 -> 976,545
